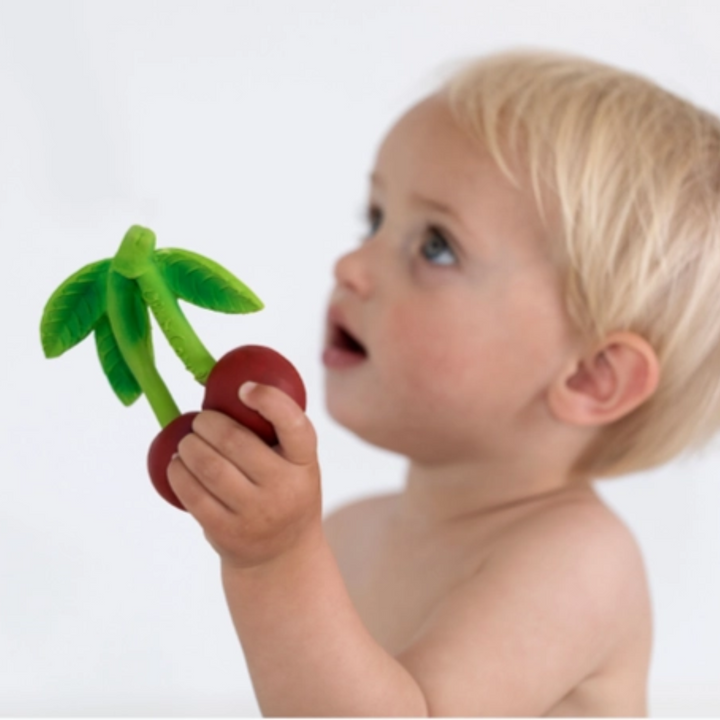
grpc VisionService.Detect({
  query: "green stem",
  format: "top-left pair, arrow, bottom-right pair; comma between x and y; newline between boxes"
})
106,270 -> 181,428
111,224 -> 216,385
136,264 -> 217,385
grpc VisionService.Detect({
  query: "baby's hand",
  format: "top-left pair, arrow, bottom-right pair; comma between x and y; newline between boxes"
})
167,382 -> 322,570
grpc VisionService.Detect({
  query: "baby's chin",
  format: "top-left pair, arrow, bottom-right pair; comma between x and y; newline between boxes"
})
323,395 -> 479,464
323,394 -> 377,443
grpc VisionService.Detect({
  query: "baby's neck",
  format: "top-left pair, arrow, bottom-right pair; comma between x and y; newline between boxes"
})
398,459 -> 593,529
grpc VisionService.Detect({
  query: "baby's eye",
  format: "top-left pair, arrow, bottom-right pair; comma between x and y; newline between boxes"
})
359,205 -> 458,267
421,228 -> 457,266
360,205 -> 382,239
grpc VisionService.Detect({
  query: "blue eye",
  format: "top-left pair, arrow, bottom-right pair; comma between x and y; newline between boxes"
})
421,229 -> 457,266
361,206 -> 382,239
361,205 -> 458,267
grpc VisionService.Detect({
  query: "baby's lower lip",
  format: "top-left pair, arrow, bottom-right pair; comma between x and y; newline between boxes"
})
322,347 -> 368,369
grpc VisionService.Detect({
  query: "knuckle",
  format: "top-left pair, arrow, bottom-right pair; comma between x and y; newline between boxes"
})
214,421 -> 240,456
255,501 -> 285,534
305,421 -> 318,447
287,413 -> 306,432
196,451 -> 224,481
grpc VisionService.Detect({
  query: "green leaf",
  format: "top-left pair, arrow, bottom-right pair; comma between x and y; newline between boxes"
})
120,275 -> 155,352
95,279 -> 155,407
40,258 -> 111,358
154,248 -> 264,314
94,314 -> 142,406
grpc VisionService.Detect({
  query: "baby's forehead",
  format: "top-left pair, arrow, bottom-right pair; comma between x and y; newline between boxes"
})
374,100 -> 480,184
370,100 -> 552,266
378,93 -> 463,152
375,97 -> 518,195
376,93 -> 533,198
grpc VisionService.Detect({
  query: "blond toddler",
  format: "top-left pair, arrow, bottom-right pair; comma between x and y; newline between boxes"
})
167,50 -> 720,716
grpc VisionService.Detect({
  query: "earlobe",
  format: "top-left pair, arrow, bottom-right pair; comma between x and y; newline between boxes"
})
548,332 -> 661,427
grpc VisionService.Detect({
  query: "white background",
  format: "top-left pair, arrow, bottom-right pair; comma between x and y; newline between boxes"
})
1,0 -> 719,715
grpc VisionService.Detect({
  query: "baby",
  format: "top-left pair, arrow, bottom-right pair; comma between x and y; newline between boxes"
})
167,50 -> 720,716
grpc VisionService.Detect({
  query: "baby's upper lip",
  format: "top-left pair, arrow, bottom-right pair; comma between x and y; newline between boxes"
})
326,305 -> 367,354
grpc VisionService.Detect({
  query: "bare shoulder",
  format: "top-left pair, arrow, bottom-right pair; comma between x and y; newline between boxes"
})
493,487 -> 649,601
513,489 -> 653,714
498,490 -> 640,563
489,486 -> 652,664
395,488 -> 652,715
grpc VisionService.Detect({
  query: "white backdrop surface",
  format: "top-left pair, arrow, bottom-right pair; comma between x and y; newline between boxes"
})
1,0 -> 719,715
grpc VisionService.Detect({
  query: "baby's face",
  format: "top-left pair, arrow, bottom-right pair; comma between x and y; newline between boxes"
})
323,94 -> 579,464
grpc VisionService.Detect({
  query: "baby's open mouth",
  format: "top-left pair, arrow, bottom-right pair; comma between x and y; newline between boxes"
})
331,324 -> 367,356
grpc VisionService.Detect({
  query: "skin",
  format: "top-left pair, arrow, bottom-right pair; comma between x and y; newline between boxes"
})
167,93 -> 659,716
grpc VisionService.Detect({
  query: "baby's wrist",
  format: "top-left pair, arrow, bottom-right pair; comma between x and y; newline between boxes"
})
220,522 -> 328,584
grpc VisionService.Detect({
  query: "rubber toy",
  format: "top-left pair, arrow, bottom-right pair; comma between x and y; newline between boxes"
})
41,224 -> 306,510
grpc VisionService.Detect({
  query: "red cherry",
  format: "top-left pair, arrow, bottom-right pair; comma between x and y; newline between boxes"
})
147,411 -> 199,511
202,345 -> 306,445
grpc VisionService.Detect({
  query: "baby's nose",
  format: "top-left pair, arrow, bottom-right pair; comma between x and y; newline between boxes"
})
332,245 -> 374,297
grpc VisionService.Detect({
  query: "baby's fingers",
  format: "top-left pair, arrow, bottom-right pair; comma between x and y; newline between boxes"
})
170,433 -> 252,515
239,381 -> 318,466
166,454 -> 231,524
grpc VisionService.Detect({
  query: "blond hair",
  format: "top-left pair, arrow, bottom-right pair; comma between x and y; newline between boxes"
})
440,49 -> 720,479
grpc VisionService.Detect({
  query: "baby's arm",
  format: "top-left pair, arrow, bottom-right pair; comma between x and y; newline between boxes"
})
221,533 -> 428,716
223,494 -> 635,716
167,383 -> 427,715
168,383 -> 637,715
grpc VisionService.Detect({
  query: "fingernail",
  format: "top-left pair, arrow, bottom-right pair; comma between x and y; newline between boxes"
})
239,381 -> 258,402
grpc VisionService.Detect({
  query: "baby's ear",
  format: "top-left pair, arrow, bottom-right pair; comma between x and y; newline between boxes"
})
547,332 -> 661,426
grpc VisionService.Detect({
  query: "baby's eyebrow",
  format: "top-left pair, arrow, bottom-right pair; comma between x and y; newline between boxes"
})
369,172 -> 471,235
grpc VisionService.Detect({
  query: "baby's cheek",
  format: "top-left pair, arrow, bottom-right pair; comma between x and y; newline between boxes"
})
388,306 -> 528,425
386,310 -> 471,394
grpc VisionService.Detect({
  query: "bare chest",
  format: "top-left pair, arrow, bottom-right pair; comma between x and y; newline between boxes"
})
351,564 -> 449,656
333,495 -> 521,656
